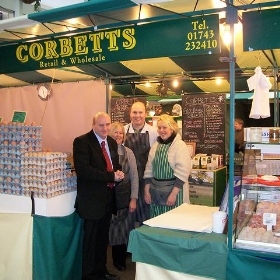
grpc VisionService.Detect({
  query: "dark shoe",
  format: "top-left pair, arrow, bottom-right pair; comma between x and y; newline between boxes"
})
115,265 -> 126,271
97,273 -> 120,280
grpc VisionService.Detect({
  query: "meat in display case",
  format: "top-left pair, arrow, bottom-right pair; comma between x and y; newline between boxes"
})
234,143 -> 280,254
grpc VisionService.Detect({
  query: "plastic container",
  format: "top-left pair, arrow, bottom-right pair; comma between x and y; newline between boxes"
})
250,127 -> 262,142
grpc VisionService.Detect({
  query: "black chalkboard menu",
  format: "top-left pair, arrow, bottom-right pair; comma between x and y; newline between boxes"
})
182,93 -> 226,158
111,97 -> 146,124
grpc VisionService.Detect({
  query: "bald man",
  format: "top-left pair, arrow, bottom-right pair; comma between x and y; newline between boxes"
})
73,112 -> 124,280
124,102 -> 158,223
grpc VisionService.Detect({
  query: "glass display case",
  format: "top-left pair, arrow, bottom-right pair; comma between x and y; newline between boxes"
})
233,142 -> 280,255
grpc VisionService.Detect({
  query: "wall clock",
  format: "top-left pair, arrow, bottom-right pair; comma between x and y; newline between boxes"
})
37,84 -> 51,101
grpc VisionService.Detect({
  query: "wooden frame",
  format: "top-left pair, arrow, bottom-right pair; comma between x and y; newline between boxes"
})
184,141 -> 196,158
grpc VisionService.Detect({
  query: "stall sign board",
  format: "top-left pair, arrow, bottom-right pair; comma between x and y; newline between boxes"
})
111,97 -> 146,124
0,14 -> 220,74
182,93 -> 226,159
12,111 -> 27,123
243,8 -> 280,51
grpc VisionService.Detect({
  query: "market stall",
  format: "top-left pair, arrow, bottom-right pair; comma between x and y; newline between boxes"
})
1,2 -> 280,280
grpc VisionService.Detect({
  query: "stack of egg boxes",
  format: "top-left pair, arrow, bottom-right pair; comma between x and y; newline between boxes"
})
65,170 -> 77,194
0,123 -> 42,195
21,152 -> 71,198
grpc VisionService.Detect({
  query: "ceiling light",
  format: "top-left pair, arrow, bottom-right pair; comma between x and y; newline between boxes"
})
222,24 -> 231,45
172,79 -> 179,88
216,78 -> 222,85
158,98 -> 182,103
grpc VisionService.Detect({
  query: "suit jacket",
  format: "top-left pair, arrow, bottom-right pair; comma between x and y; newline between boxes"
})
73,130 -> 121,219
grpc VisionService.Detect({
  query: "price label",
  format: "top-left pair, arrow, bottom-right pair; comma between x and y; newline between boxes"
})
263,213 -> 276,231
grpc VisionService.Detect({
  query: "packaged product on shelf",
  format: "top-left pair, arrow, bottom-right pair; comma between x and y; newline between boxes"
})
200,156 -> 208,169
192,155 -> 201,169
211,154 -> 223,167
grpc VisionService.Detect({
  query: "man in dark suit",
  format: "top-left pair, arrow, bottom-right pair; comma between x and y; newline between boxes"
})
73,112 -> 124,280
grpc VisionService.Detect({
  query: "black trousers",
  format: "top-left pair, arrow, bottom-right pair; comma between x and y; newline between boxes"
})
82,192 -> 113,278
112,244 -> 127,267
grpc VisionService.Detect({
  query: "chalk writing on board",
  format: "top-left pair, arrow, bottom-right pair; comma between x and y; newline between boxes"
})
182,94 -> 225,158
111,97 -> 146,124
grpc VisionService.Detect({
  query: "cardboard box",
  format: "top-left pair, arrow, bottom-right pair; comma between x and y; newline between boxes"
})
0,191 -> 76,217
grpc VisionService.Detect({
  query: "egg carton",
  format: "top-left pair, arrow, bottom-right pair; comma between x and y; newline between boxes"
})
65,185 -> 77,192
0,124 -> 42,132
0,163 -> 21,168
0,146 -> 42,155
0,173 -> 21,181
22,188 -> 66,194
0,149 -> 24,157
0,180 -> 21,186
22,185 -> 72,198
0,187 -> 22,196
0,138 -> 42,147
24,151 -> 67,159
22,189 -> 66,197
66,176 -> 77,187
20,162 -> 66,170
0,161 -> 21,167
0,136 -> 41,142
0,158 -> 21,165
21,174 -> 67,183
22,182 -> 65,190
20,168 -> 66,175
21,177 -> 67,187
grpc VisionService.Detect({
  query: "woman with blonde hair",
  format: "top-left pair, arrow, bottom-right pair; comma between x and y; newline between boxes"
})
144,114 -> 192,218
108,122 -> 139,271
